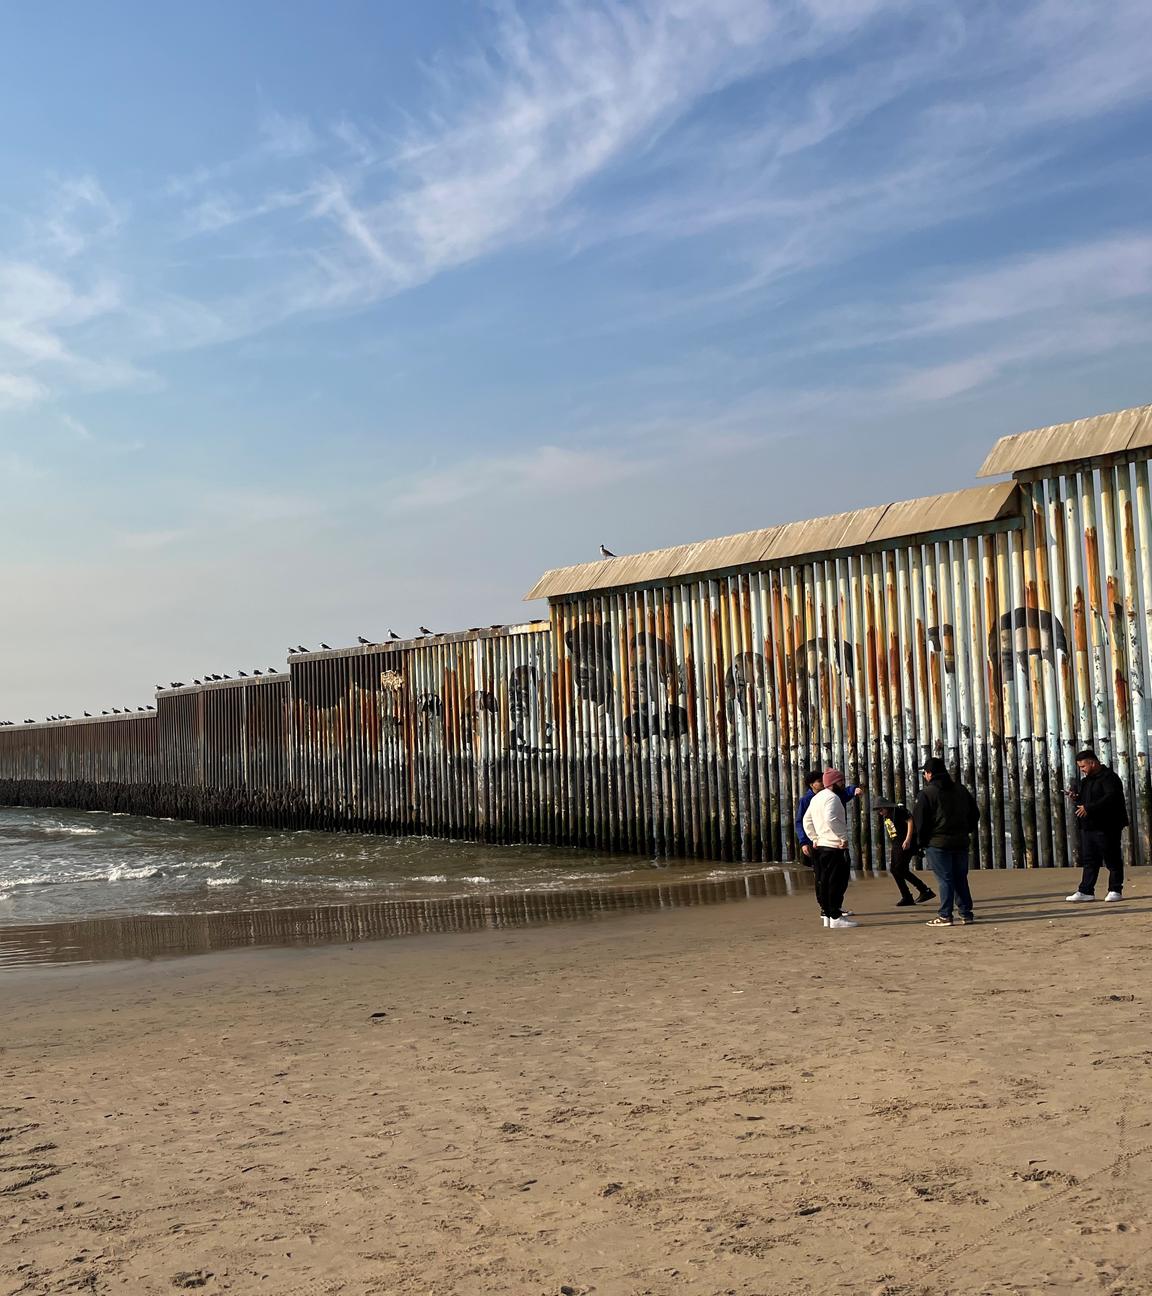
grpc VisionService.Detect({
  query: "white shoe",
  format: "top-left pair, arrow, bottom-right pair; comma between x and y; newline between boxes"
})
1105,891 -> 1124,902
827,917 -> 858,928
1065,892 -> 1095,902
821,916 -> 830,927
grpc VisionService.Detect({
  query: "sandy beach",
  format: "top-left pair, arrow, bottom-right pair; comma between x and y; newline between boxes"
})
3,868 -> 1151,1296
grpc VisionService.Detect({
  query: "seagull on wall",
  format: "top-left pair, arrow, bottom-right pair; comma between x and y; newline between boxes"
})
599,544 -> 617,558
388,630 -> 400,640
418,626 -> 433,636
357,635 -> 373,645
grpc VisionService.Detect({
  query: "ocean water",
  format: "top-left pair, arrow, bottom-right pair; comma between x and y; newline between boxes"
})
0,805 -> 817,968
0,804 -> 680,925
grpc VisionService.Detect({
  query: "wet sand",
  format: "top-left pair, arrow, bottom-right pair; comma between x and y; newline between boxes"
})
3,867 -> 1151,1295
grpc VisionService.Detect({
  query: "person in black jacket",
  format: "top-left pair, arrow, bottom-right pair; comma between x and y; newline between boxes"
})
1065,749 -> 1129,902
913,757 -> 981,927
872,799 -> 935,907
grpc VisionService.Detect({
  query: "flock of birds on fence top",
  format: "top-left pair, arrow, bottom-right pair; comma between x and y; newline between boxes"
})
2,543 -> 622,727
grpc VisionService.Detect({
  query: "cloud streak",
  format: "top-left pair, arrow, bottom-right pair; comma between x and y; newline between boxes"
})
3,0 -> 1151,416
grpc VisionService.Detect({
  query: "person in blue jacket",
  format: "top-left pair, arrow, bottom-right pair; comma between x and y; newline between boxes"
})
796,768 -> 865,860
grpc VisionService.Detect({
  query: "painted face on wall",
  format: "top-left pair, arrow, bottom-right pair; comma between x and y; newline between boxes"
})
994,609 -> 1069,675
625,631 -> 689,743
508,663 -> 552,752
725,650 -> 768,721
461,690 -> 497,746
564,622 -> 615,707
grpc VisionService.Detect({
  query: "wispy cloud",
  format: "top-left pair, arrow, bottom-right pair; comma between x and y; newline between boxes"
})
3,0 -> 1151,416
0,372 -> 49,410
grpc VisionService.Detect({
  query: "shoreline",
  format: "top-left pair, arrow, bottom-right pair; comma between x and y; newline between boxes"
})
4,868 -> 1150,1295
0,862 -> 812,970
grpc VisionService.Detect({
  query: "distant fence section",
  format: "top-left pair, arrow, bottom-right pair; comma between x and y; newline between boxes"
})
3,403 -> 1151,868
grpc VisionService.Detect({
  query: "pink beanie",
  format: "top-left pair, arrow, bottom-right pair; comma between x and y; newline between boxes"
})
823,769 -> 844,789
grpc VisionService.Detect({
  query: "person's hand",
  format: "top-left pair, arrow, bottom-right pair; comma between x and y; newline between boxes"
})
854,786 -> 866,797
838,839 -> 848,850
801,844 -> 811,857
1075,804 -> 1087,819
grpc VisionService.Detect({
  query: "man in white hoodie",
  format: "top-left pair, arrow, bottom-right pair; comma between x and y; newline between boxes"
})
802,769 -> 858,928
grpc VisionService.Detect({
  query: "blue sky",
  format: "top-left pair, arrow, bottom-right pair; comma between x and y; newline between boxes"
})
2,0 -> 1151,719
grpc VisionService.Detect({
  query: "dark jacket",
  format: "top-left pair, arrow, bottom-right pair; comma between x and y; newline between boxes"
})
795,785 -> 858,848
913,776 -> 980,850
1074,765 -> 1129,833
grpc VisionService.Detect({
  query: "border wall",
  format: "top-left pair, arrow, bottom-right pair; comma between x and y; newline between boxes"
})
3,403 -> 1151,868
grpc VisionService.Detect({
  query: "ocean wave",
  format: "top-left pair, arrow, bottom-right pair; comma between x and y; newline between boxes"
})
207,876 -> 241,886
405,874 -> 448,883
2,865 -> 164,887
25,824 -> 103,837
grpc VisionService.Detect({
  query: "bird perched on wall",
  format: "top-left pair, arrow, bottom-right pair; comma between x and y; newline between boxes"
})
155,684 -> 164,691
268,667 -> 278,673
147,705 -> 155,710
237,670 -> 247,677
137,707 -> 145,712
419,625 -> 433,635
388,630 -> 400,640
599,544 -> 617,558
100,711 -> 108,716
222,674 -> 231,680
321,643 -> 332,650
253,669 -> 262,676
357,635 -> 372,645
25,719 -> 34,724
84,711 -> 91,717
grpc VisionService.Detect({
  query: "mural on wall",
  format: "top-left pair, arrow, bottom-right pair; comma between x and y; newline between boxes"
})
416,692 -> 445,753
463,689 -> 498,747
994,608 -> 1069,678
724,649 -> 770,762
508,661 -> 553,753
624,631 -> 689,743
563,621 -> 617,744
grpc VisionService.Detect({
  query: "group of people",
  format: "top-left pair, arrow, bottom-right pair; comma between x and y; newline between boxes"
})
795,749 -> 1129,928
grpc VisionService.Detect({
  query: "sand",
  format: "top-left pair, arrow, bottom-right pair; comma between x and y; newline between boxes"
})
2,867 -> 1151,1296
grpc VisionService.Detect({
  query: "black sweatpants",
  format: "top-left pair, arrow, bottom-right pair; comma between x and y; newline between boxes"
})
1078,828 -> 1125,896
890,843 -> 933,901
812,847 -> 851,919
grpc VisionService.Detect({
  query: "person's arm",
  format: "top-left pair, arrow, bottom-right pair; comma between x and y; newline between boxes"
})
802,802 -> 819,848
902,812 -> 915,851
912,791 -> 931,846
796,791 -> 813,849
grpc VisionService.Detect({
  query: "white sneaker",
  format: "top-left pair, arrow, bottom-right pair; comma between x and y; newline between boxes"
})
1065,891 -> 1095,902
1105,891 -> 1124,902
821,916 -> 830,927
827,917 -> 858,928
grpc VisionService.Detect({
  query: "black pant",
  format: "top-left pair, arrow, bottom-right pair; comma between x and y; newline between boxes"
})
1078,828 -> 1125,895
890,844 -> 933,901
813,847 -> 851,919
